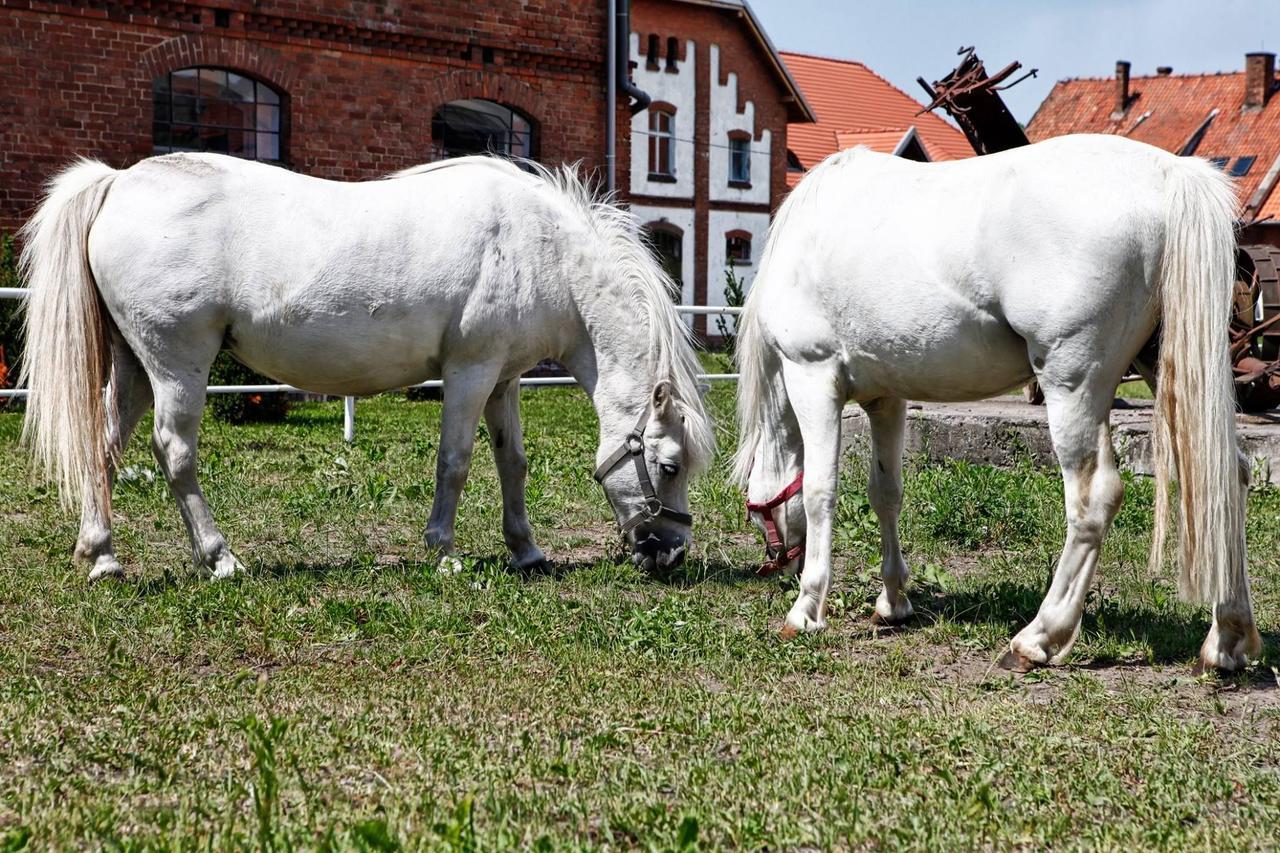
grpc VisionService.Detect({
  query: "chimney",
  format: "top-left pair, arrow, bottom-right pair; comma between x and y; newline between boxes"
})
1113,60 -> 1131,117
1245,52 -> 1276,110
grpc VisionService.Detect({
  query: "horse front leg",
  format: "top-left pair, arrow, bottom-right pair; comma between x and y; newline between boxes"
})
424,363 -> 500,568
483,379 -> 547,570
780,359 -> 845,636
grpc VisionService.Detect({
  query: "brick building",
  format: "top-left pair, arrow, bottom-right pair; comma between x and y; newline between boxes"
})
1028,53 -> 1280,246
0,0 -> 629,234
627,0 -> 814,334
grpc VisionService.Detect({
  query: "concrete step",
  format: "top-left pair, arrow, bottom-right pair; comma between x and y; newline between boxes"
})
841,397 -> 1280,484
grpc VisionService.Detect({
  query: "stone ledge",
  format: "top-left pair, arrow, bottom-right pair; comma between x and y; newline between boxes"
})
841,397 -> 1280,485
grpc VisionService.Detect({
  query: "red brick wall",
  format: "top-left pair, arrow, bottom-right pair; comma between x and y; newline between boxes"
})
0,0 -> 625,233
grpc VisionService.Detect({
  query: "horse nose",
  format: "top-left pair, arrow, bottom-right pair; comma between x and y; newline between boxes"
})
632,532 -> 687,573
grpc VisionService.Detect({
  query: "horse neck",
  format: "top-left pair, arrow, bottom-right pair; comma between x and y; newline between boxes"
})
560,287 -> 658,438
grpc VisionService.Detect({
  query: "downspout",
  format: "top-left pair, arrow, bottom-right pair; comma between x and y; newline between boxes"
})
606,0 -> 617,193
606,0 -> 651,194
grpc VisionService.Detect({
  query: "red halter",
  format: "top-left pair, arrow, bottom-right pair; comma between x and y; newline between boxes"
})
745,471 -> 804,576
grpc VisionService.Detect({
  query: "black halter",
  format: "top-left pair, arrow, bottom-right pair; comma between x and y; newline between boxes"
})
593,410 -> 693,534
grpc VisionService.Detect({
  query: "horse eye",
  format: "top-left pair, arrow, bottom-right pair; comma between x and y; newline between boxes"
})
659,463 -> 680,477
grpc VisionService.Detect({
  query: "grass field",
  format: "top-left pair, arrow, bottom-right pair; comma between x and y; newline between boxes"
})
0,380 -> 1277,849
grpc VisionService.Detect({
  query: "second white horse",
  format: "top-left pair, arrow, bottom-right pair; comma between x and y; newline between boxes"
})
734,134 -> 1260,672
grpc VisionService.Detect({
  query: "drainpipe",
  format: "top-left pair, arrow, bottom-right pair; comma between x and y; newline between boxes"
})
606,0 -> 617,193
606,0 -> 651,194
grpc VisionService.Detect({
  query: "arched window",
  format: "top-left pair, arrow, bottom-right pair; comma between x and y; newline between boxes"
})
431,99 -> 536,161
644,222 -> 683,301
153,68 -> 283,161
648,105 -> 676,179
726,231 -> 752,265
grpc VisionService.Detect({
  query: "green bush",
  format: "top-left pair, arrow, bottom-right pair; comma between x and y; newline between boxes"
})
206,351 -> 289,424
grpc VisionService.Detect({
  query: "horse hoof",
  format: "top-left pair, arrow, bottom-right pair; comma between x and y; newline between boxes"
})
779,623 -> 799,641
998,648 -> 1038,673
209,553 -> 243,580
87,559 -> 125,583
870,609 -> 912,628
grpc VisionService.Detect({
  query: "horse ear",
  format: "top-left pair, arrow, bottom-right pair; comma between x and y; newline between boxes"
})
651,380 -> 674,417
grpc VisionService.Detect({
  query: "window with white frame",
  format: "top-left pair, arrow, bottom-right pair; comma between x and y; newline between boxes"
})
728,135 -> 750,185
648,107 -> 676,179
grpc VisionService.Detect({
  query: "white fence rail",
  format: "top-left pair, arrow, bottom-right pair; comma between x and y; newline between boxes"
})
0,286 -> 742,442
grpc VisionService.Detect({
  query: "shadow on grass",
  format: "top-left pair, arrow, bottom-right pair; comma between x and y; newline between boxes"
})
911,577 -> 1279,671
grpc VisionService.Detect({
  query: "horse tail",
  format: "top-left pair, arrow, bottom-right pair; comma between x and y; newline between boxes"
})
1149,155 -> 1248,607
18,158 -> 119,512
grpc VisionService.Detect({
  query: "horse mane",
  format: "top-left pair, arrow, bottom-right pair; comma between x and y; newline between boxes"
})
731,151 -> 846,487
391,155 -> 716,475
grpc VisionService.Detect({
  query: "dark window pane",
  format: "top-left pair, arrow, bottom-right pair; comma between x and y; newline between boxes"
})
172,94 -> 198,124
227,72 -> 256,103
169,124 -> 199,150
1230,156 -> 1256,177
256,104 -> 280,133
199,67 -> 227,99
153,90 -> 171,123
257,132 -> 279,161
154,67 -> 285,161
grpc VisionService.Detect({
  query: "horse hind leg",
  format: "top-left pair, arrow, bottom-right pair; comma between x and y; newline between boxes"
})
148,362 -> 242,579
863,397 -> 913,625
1003,378 -> 1123,669
75,332 -> 154,581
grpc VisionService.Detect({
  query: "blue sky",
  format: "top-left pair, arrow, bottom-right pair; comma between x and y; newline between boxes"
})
748,0 -> 1280,125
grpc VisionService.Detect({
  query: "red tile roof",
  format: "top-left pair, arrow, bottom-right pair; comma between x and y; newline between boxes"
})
780,50 -> 975,186
1027,69 -> 1280,222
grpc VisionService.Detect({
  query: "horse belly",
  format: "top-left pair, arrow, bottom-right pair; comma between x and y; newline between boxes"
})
847,320 -> 1032,403
229,310 -> 447,396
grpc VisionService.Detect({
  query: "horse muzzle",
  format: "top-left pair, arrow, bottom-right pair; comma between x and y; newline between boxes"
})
631,529 -> 688,573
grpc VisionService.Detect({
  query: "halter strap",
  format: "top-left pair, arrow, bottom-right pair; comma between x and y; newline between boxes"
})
594,410 -> 694,534
745,470 -> 805,576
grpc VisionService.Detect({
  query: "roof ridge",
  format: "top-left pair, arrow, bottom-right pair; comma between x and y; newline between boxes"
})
836,125 -> 912,134
1056,69 -> 1249,84
778,49 -> 871,70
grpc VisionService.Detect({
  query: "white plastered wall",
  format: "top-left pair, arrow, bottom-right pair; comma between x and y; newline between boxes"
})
629,34 -> 696,200
708,45 -> 770,206
707,209 -> 769,332
632,203 -> 696,313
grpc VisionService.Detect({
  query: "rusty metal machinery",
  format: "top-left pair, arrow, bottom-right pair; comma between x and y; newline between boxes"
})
1232,245 -> 1280,411
921,47 -> 1280,411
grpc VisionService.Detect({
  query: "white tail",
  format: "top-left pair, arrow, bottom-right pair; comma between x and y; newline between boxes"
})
1149,157 -> 1249,606
18,159 -> 119,512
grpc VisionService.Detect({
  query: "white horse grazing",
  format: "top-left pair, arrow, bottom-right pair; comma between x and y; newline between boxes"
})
734,134 -> 1262,672
20,154 -> 714,580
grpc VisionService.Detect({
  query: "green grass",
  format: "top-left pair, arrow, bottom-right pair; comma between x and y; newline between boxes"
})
0,382 -> 1277,849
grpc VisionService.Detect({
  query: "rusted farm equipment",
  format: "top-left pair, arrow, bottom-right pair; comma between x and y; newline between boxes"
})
921,46 -> 1280,411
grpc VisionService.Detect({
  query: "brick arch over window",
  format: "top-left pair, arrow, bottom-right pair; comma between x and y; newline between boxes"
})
140,35 -> 298,94
425,70 -> 550,134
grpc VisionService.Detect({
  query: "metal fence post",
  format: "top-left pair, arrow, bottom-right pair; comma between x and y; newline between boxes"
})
343,396 -> 356,443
